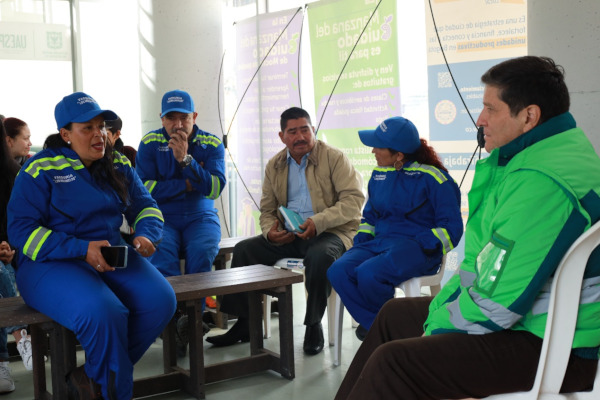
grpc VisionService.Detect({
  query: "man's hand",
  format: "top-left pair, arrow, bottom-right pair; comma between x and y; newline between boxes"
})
0,241 -> 15,264
168,129 -> 188,162
296,218 -> 317,240
133,236 -> 156,257
85,240 -> 114,272
267,220 -> 295,244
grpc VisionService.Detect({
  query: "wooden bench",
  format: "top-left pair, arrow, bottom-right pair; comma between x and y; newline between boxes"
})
0,264 -> 303,399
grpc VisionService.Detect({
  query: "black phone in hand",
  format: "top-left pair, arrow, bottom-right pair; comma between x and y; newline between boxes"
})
100,246 -> 128,268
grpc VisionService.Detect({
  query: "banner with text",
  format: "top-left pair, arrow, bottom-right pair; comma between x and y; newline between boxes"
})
425,0 -> 527,273
232,8 -> 303,236
0,22 -> 71,61
308,0 -> 399,186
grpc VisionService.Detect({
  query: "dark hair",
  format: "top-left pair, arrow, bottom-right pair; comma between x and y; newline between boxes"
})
280,107 -> 312,132
0,120 -> 21,241
3,117 -> 27,139
105,117 -> 122,132
45,129 -> 129,204
401,139 -> 448,172
481,56 -> 570,124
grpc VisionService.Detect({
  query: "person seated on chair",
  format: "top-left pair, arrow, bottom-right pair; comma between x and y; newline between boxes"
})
206,107 -> 365,355
327,116 -> 463,340
335,56 -> 600,400
7,92 -> 176,400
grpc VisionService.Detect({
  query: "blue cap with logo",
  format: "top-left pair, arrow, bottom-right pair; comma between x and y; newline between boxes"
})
160,90 -> 195,117
55,92 -> 118,131
358,116 -> 420,153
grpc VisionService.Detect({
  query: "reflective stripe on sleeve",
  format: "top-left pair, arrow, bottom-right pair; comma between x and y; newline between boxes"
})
207,175 -> 221,199
144,180 -> 157,193
194,135 -> 222,148
141,132 -> 168,145
133,207 -> 164,230
404,163 -> 448,184
432,227 -> 454,254
357,222 -> 375,236
23,226 -> 52,260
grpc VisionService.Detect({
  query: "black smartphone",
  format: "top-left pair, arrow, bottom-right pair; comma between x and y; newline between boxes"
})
100,246 -> 128,268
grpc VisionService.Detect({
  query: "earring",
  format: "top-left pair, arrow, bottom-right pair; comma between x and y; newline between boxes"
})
394,160 -> 404,170
67,141 -> 71,145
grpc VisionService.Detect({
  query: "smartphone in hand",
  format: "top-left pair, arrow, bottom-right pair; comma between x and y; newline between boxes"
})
100,246 -> 128,268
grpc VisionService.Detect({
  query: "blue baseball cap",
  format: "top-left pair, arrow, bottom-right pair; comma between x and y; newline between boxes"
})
358,116 -> 420,153
160,90 -> 195,117
55,92 -> 117,131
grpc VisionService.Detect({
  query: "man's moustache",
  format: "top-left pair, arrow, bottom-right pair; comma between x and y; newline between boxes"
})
293,141 -> 307,146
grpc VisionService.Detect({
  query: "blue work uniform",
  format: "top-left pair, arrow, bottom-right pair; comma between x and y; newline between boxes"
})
136,125 -> 226,277
327,161 -> 463,328
7,148 -> 176,400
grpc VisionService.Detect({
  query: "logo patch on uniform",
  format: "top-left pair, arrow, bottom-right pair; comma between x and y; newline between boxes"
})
53,174 -> 76,183
158,145 -> 170,152
374,173 -> 386,181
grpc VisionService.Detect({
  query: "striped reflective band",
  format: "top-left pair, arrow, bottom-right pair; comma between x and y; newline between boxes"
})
531,276 -> 600,315
432,227 -> 454,254
358,222 -> 375,236
144,180 -> 157,193
113,152 -> 131,167
141,132 -> 168,145
373,166 -> 395,173
23,226 -> 52,260
207,175 -> 221,199
194,134 -> 222,148
25,155 -> 84,178
134,207 -> 164,229
404,163 -> 447,184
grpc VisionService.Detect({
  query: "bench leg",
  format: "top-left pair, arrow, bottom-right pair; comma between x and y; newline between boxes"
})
276,286 -> 295,379
49,323 -> 77,399
184,299 -> 205,399
31,324 -> 50,400
248,291 -> 264,356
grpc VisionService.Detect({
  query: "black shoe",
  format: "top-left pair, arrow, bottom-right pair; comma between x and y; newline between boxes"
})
176,314 -> 189,358
66,365 -> 103,400
303,322 -> 324,355
205,317 -> 250,347
203,312 -> 216,327
355,324 -> 368,341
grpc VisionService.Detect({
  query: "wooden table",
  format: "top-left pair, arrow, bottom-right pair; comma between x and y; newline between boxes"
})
133,264 -> 304,399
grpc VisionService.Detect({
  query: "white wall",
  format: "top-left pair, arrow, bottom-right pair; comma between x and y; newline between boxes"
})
528,0 -> 600,154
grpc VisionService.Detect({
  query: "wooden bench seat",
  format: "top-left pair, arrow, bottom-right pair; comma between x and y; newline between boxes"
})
0,264 -> 303,399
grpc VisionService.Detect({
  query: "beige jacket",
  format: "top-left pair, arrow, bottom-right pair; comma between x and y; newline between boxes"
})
260,140 -> 365,250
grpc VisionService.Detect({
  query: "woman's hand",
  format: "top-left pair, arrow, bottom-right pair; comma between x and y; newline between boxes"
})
85,240 -> 114,272
0,241 -> 15,264
133,236 -> 155,257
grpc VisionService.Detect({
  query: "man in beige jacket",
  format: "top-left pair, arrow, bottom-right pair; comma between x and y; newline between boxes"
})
207,107 -> 364,355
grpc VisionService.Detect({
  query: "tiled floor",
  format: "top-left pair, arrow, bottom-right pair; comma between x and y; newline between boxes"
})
2,282 -> 363,399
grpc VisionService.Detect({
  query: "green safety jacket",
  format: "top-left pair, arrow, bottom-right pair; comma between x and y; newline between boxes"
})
424,112 -> 600,358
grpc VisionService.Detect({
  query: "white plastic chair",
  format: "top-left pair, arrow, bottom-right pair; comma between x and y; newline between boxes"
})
333,255 -> 447,367
263,258 -> 337,345
484,221 -> 600,400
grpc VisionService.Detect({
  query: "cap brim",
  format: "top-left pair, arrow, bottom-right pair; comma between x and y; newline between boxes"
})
71,109 -> 118,124
160,108 -> 194,118
359,129 -> 386,148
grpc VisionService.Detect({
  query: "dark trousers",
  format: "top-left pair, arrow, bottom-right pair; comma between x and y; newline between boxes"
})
219,233 -> 344,326
336,297 -> 597,400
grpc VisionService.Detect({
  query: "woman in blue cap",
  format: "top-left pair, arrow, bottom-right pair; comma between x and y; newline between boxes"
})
327,116 -> 463,339
7,92 -> 176,400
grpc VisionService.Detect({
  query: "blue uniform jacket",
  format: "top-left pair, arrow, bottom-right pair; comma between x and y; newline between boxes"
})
7,148 -> 164,264
136,125 -> 226,215
356,161 -> 463,255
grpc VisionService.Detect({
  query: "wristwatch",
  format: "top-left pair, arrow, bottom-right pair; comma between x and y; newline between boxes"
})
179,154 -> 193,168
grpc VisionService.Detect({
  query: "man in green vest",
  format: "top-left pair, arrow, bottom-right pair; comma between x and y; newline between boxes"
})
335,56 -> 600,399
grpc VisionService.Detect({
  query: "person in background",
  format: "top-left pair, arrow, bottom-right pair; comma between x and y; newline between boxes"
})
0,119 -> 35,393
136,89 -> 226,357
206,107 -> 365,355
106,117 -> 137,167
327,116 -> 463,340
7,92 -> 176,400
335,56 -> 600,400
4,117 -> 32,166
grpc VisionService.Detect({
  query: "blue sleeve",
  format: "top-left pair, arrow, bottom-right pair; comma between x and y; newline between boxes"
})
354,176 -> 376,245
7,171 -> 88,262
135,137 -> 187,202
183,136 -> 226,200
118,158 -> 164,244
414,174 -> 463,254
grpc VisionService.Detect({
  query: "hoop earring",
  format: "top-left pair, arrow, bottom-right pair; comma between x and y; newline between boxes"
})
394,160 -> 404,170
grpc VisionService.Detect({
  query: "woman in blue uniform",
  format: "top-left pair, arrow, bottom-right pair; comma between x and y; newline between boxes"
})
7,92 -> 176,400
327,117 -> 463,338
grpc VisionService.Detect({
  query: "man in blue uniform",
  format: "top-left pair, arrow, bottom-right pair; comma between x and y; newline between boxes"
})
136,90 -> 226,356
